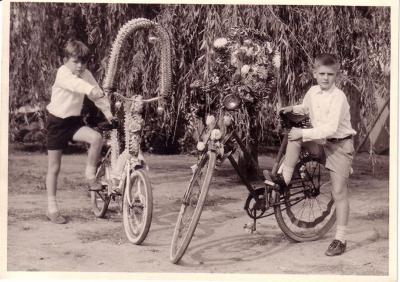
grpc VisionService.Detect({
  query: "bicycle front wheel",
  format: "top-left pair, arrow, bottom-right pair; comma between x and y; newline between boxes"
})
122,168 -> 153,245
170,151 -> 216,264
274,156 -> 336,242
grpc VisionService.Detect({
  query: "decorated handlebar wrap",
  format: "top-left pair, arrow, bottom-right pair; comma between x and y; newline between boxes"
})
102,18 -> 172,178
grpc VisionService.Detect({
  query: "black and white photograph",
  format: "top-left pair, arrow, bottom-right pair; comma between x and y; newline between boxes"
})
1,0 -> 397,281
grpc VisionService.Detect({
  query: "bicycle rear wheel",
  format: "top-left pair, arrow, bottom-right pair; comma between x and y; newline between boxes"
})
122,168 -> 153,245
170,151 -> 216,264
91,157 -> 111,218
274,156 -> 336,242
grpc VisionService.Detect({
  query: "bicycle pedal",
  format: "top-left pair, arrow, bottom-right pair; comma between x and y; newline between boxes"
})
112,188 -> 122,195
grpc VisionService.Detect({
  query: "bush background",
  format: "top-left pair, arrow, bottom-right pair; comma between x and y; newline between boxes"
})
8,3 -> 390,153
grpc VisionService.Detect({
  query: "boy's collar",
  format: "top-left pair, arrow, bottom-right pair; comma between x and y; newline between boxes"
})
317,84 -> 336,94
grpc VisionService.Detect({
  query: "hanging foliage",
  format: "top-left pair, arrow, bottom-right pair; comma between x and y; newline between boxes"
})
9,3 -> 390,154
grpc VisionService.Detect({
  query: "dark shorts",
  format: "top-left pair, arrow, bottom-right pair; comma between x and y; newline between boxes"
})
46,113 -> 85,150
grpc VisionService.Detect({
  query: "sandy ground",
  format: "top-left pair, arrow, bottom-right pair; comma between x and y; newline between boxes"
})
7,149 -> 390,276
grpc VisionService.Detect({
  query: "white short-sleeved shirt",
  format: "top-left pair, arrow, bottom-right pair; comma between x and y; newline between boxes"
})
292,85 -> 357,142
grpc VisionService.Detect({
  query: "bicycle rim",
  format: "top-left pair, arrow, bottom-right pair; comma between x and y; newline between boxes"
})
122,168 -> 153,245
91,160 -> 111,218
274,157 -> 336,242
170,151 -> 216,264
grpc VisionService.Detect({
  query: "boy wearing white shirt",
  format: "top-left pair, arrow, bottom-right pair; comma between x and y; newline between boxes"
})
280,53 -> 356,256
45,39 -> 114,224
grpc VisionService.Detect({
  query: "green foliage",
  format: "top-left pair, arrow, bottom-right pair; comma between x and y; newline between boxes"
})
9,4 -> 390,152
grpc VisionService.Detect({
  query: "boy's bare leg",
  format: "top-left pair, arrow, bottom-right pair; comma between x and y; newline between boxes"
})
325,170 -> 349,256
282,139 -> 302,184
46,150 -> 62,211
72,126 -> 103,187
330,170 -> 349,231
46,150 -> 67,223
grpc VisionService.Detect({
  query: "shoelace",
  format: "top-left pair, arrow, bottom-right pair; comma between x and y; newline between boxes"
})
329,240 -> 340,249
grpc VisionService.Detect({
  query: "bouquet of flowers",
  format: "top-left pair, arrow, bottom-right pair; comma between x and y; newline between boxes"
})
181,26 -> 280,150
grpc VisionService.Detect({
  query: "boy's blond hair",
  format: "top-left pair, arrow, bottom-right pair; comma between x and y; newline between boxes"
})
313,53 -> 339,71
64,39 -> 90,63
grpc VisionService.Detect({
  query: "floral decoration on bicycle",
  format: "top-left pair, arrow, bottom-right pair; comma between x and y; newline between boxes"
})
182,26 -> 280,152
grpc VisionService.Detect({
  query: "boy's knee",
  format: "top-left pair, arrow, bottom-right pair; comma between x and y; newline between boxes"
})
90,132 -> 103,146
287,139 -> 302,148
48,164 -> 61,175
332,188 -> 348,202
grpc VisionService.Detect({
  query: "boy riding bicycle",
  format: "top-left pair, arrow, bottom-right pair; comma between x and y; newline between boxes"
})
45,39 -> 114,224
278,53 -> 356,256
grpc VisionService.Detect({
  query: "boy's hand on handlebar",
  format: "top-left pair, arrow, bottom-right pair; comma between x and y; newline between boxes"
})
109,117 -> 119,128
288,127 -> 303,141
90,87 -> 105,99
279,106 -> 293,114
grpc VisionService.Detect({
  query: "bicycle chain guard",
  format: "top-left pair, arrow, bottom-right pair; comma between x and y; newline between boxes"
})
244,187 -> 267,219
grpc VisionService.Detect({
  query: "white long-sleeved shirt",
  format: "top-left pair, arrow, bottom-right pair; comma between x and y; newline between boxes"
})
292,85 -> 357,142
47,65 -> 112,120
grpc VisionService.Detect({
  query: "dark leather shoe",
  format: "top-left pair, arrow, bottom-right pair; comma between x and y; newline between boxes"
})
325,239 -> 346,256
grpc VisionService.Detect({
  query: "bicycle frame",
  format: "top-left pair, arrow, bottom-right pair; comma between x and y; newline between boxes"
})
99,94 -> 150,198
197,108 -> 316,219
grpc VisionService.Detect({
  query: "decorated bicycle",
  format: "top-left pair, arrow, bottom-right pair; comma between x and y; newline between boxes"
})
90,18 -> 171,245
170,28 -> 335,263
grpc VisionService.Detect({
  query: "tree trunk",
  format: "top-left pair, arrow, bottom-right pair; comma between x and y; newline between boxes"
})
346,84 -> 363,150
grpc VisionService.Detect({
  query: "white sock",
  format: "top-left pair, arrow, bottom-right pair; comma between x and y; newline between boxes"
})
282,164 -> 295,185
85,165 -> 97,180
335,225 -> 347,243
48,195 -> 59,214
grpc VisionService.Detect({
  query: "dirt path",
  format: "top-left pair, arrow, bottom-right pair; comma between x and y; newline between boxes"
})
7,150 -> 390,275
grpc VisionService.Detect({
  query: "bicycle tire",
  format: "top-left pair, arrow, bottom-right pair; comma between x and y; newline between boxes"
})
170,151 -> 216,264
274,155 -> 336,242
91,157 -> 111,218
122,168 -> 153,245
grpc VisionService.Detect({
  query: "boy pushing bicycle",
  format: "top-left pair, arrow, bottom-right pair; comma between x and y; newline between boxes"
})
278,53 -> 356,256
45,39 -> 114,224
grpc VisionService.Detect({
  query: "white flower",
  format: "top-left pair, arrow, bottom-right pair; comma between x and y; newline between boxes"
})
253,43 -> 261,56
241,65 -> 251,76
196,142 -> 205,151
230,51 -> 239,67
245,47 -> 255,57
210,129 -> 222,140
239,46 -> 248,55
223,115 -> 232,126
213,38 -> 228,49
273,51 -> 281,69
243,39 -> 252,46
206,115 -> 215,126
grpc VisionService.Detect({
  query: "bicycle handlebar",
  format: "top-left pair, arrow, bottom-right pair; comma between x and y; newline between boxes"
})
109,91 -> 163,104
